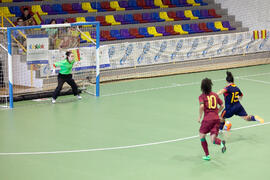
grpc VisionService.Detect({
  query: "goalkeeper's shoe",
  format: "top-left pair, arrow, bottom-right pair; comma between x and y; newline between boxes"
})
51,98 -> 56,104
255,115 -> 264,124
221,140 -> 226,153
77,95 -> 82,100
202,155 -> 211,161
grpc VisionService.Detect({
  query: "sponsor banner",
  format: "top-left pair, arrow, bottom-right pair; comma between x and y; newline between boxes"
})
27,34 -> 49,64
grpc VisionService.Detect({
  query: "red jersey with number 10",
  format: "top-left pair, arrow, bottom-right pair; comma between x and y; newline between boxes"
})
199,92 -> 223,121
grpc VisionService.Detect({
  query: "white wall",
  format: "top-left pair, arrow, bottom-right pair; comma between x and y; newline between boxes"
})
215,0 -> 270,30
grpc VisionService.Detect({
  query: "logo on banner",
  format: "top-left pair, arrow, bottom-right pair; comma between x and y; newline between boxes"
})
217,36 -> 229,55
137,43 -> 150,64
28,44 -> 45,49
120,44 -> 133,65
202,37 -> 214,56
187,38 -> 199,58
171,40 -> 183,60
232,34 -> 243,53
108,46 -> 115,59
154,41 -> 167,62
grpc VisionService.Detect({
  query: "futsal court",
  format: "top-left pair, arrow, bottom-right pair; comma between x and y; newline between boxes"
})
0,64 -> 270,180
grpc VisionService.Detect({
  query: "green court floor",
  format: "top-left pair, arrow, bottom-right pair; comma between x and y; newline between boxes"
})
0,64 -> 270,180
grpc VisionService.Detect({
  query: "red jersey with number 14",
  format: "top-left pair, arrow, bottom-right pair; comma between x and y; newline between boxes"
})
199,92 -> 223,121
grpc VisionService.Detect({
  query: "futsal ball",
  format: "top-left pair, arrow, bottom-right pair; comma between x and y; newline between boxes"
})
223,121 -> 232,131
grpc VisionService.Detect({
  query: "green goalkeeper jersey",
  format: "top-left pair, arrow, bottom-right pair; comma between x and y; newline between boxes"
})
54,59 -> 75,75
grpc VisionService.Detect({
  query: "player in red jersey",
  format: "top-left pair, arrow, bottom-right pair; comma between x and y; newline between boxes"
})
218,71 -> 264,130
198,78 -> 226,161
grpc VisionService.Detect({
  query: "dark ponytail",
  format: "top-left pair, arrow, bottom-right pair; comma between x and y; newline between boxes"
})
201,78 -> 212,94
226,71 -> 234,83
65,51 -> 72,59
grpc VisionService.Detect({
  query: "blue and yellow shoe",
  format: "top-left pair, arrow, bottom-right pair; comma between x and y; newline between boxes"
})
202,155 -> 211,161
221,140 -> 226,153
255,115 -> 264,124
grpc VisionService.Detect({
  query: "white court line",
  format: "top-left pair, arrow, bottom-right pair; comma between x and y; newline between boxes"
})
102,72 -> 270,97
238,77 -> 270,85
0,121 -> 269,156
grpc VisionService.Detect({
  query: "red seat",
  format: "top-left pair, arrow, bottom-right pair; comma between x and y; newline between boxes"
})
96,16 -> 111,26
199,23 -> 213,32
100,2 -> 115,11
62,3 -> 77,13
163,0 -> 176,7
137,0 -> 151,9
167,11 -> 183,21
67,18 -> 76,23
101,30 -> 117,41
133,13 -> 148,23
165,25 -> 179,35
129,28 -> 144,38
208,9 -> 222,18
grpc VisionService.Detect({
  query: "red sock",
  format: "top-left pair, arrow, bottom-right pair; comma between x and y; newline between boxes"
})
201,138 -> 209,156
214,138 -> 221,145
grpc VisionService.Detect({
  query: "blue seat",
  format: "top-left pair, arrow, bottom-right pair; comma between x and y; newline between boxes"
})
128,0 -> 142,10
138,27 -> 154,37
171,0 -> 184,7
9,6 -> 22,17
110,29 -> 125,40
151,12 -> 165,22
44,19 -> 51,24
207,22 -> 220,32
52,4 -> 67,14
195,0 -> 208,6
192,10 -> 204,19
91,2 -> 106,12
85,16 -> 95,22
182,24 -> 196,34
123,14 -> 138,24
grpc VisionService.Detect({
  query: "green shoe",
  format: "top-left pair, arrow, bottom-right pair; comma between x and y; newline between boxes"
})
221,140 -> 226,153
202,155 -> 211,161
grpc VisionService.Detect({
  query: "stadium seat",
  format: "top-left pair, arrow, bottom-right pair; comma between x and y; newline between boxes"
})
9,6 -> 22,17
179,0 -> 192,7
200,9 -> 212,18
192,10 -> 204,19
182,24 -> 196,33
163,0 -> 176,8
44,19 -> 51,24
142,13 -> 155,23
123,14 -> 138,24
96,16 -> 110,26
110,1 -> 125,11
31,5 -> 48,15
206,22 -> 220,32
101,2 -> 115,11
199,22 -> 213,32
167,11 -> 183,21
214,21 -> 228,31
41,5 -> 57,15
173,24 -> 189,34
129,28 -> 144,38
52,4 -> 67,14
133,13 -> 148,23
195,0 -> 208,6
13,0 -> 24,2
62,3 -> 77,13
176,11 -> 190,20
105,15 -> 121,25
139,27 -> 154,37
101,30 -> 117,41
145,0 -> 159,8
222,21 -> 236,30
208,9 -> 222,18
151,12 -> 165,22
67,18 -> 76,23
159,12 -> 174,21
147,26 -> 163,37
110,29 -> 125,40
156,26 -> 171,36
154,0 -> 168,8
187,0 -> 200,6
114,14 -> 125,24
171,0 -> 184,7
82,2 -> 97,12
72,3 -> 87,13
190,23 -> 204,33
165,25 -> 179,35
56,18 -> 65,24
0,7 -> 15,17
128,0 -> 142,10
85,16 -> 95,22
137,0 -> 149,9
91,2 -> 106,12
2,0 -> 13,2
76,17 -> 86,23
184,10 -> 198,19
119,1 -> 132,10
120,29 -> 135,39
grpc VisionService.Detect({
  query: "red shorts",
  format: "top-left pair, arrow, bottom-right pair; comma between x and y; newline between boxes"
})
199,119 -> 220,136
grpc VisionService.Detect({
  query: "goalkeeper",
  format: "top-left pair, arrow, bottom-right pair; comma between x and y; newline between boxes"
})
51,51 -> 81,103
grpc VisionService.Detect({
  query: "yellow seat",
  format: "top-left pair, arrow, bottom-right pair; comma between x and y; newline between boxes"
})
105,15 -> 121,25
0,7 -> 15,17
159,12 -> 174,21
2,0 -> 13,2
110,1 -> 125,11
214,21 -> 228,31
187,0 -> 200,6
76,17 -> 92,27
154,0 -> 168,8
184,10 -> 198,20
147,27 -> 163,37
82,2 -> 97,12
81,31 -> 96,43
31,5 -> 48,16
173,25 -> 188,34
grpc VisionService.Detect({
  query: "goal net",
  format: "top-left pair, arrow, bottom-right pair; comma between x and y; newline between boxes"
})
0,28 -> 8,108
7,22 -> 100,108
